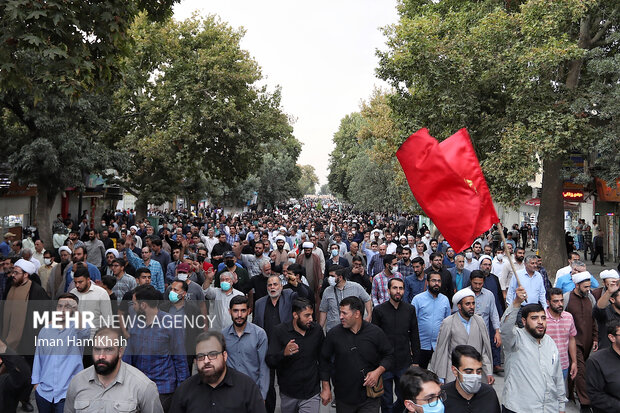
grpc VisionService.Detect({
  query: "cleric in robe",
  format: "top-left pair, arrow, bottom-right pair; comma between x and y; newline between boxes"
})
429,288 -> 494,384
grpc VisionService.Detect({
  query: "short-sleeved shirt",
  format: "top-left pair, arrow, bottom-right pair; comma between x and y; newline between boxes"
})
545,308 -> 577,369
319,281 -> 370,331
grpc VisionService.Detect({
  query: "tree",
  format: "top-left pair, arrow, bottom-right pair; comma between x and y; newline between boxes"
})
298,164 -> 319,195
377,0 -> 620,274
327,112 -> 366,199
111,14 -> 298,217
0,0 -> 178,246
318,183 -> 330,196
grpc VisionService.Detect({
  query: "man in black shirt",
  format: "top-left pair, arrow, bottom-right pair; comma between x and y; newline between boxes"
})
346,256 -> 372,294
283,264 -> 313,300
442,345 -> 500,413
266,298 -> 324,413
210,233 -> 232,270
169,331 -> 265,413
320,296 -> 394,413
586,319 -> 620,413
372,278 -> 420,413
0,338 -> 31,413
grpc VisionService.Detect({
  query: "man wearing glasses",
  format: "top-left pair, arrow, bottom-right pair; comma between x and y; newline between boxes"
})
32,293 -> 90,413
400,366 -> 446,412
169,330 -> 266,413
65,327 -> 163,413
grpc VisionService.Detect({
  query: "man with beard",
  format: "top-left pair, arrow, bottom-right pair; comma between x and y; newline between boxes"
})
123,284 -> 189,412
210,233 -> 232,270
545,288 -> 578,382
586,319 -> 620,413
564,272 -> 598,412
64,246 -> 102,292
296,242 -> 323,314
272,235 -> 289,266
424,252 -> 454,303
253,275 -> 298,413
500,288 -> 565,413
65,327 -> 163,413
506,255 -> 547,309
170,330 -> 266,413
555,259 -> 599,294
266,298 -> 324,413
239,240 -> 269,278
32,293 -> 89,413
412,271 -> 451,369
214,251 -> 251,294
372,278 -> 420,413
47,246 -> 72,299
499,246 -> 525,298
404,257 -> 426,304
84,230 -> 105,268
593,274 -> 620,349
429,289 -> 494,385
100,248 -> 119,277
223,296 -> 269,404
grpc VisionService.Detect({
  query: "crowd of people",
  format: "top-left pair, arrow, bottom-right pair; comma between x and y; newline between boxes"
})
0,203 -> 619,413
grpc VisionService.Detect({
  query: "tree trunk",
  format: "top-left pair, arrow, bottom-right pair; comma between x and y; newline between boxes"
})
135,196 -> 148,222
538,157 -> 567,279
36,185 -> 58,248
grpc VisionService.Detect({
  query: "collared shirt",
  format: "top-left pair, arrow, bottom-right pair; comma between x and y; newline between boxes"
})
152,250 -> 171,277
454,270 -> 465,291
464,258 -> 479,272
371,270 -> 403,306
32,323 -> 90,402
473,287 -> 500,331
70,283 -> 113,337
458,312 -> 472,334
412,290 -> 451,350
223,322 -> 270,399
404,274 -> 426,304
372,300 -> 421,366
545,308 -> 577,370
506,269 -> 547,309
319,281 -> 371,331
169,367 -> 266,413
126,249 -> 165,293
555,272 -> 599,293
122,310 -> 190,394
554,264 -> 572,283
64,262 -> 102,292
501,306 -> 566,412
64,362 -> 163,413
368,254 -> 386,277
111,273 -> 137,302
585,347 -> 620,412
265,321 -> 324,400
442,381 -> 501,413
204,287 -> 244,330
398,260 -> 415,278
319,321 -> 394,405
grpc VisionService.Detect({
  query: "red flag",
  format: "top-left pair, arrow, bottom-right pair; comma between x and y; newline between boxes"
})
396,128 -> 499,253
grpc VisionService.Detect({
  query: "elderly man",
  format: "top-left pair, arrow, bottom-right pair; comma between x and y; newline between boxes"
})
448,254 -> 471,292
506,255 -> 547,309
555,259 -> 599,294
203,270 -> 244,330
430,288 -> 494,385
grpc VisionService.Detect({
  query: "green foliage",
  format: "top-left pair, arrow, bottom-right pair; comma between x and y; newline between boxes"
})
298,165 -> 319,195
112,14 -> 300,208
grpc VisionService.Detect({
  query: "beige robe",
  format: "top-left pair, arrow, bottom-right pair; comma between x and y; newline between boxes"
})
429,313 -> 493,382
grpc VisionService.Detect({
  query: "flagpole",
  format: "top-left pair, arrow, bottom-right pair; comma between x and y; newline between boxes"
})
497,222 -> 522,287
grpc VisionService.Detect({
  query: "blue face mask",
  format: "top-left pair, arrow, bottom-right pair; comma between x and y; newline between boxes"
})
169,291 -> 180,303
331,249 -> 339,257
421,400 -> 444,413
220,281 -> 231,292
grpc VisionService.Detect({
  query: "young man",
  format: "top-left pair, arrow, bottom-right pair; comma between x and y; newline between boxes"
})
585,319 -> 620,413
441,345 -> 500,412
545,288 -> 578,381
401,366 -> 446,413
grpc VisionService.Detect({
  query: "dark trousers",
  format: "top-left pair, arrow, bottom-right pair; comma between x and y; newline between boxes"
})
418,350 -> 434,369
381,367 -> 407,413
266,368 -> 276,413
489,324 -> 502,367
568,347 -> 590,405
35,391 -> 65,413
82,344 -> 93,369
591,243 -> 604,265
159,393 -> 174,413
336,397 -> 380,413
19,355 -> 34,404
502,406 -> 516,413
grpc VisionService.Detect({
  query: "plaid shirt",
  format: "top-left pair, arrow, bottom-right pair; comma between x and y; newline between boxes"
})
122,310 -> 190,394
371,270 -> 403,306
398,260 -> 415,278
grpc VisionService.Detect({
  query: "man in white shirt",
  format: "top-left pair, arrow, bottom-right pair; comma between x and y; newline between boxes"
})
202,270 -> 244,331
69,264 -> 113,340
33,239 -> 46,266
463,249 -> 479,272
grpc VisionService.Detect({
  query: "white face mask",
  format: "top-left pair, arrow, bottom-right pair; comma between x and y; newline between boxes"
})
465,252 -> 473,260
288,258 -> 296,264
425,233 -> 430,238
328,276 -> 336,287
458,371 -> 482,394
496,253 -> 504,260
391,265 -> 399,274
44,258 -> 53,266
177,273 -> 188,281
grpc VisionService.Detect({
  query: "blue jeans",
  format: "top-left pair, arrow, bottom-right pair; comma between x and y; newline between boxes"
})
381,367 -> 408,413
35,391 -> 65,413
563,368 -> 568,380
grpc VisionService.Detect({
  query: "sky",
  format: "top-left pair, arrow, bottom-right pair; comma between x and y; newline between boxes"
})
173,0 -> 400,186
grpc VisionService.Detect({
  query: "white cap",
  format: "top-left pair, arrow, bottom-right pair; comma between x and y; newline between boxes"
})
105,248 -> 119,258
275,235 -> 286,242
302,242 -> 314,249
572,271 -> 591,285
58,246 -> 72,255
600,269 -> 619,280
452,288 -> 476,306
14,258 -> 36,275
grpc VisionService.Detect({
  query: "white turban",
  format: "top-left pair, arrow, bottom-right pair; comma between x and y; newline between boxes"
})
105,248 -> 119,258
478,255 -> 493,264
572,271 -> 591,285
58,246 -> 72,255
275,235 -> 286,242
452,288 -> 476,306
130,226 -> 138,232
302,242 -> 314,249
14,258 -> 36,275
600,269 -> 619,280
